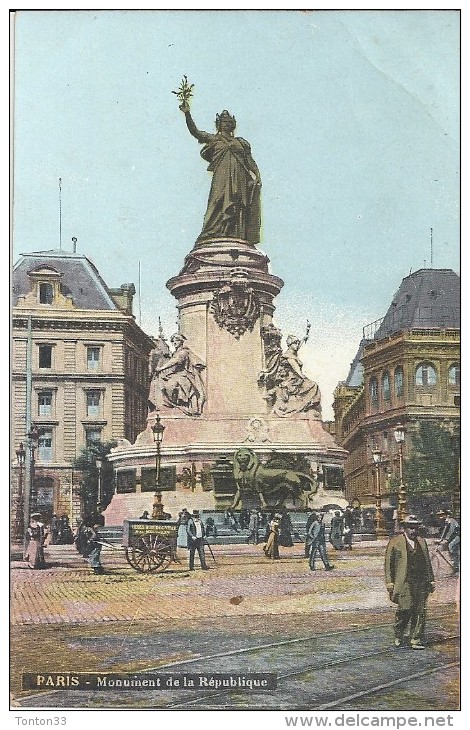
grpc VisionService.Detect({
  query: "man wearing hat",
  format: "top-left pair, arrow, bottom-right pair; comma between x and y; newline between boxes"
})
306,511 -> 335,571
186,510 -> 209,571
436,510 -> 460,574
384,515 -> 435,649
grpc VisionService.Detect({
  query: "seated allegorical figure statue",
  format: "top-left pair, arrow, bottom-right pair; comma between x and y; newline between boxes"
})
258,322 -> 321,418
148,333 -> 206,417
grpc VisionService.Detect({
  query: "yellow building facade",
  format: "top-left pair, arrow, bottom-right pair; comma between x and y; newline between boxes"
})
334,268 -> 460,507
11,251 -> 154,532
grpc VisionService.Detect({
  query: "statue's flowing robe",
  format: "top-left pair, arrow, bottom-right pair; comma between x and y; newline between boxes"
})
272,350 -> 321,417
198,135 -> 261,244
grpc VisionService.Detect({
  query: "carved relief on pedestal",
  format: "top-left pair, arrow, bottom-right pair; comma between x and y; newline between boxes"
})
210,269 -> 260,339
243,417 -> 271,443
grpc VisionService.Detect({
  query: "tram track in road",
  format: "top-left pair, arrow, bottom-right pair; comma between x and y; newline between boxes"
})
157,631 -> 459,710
16,611 -> 458,709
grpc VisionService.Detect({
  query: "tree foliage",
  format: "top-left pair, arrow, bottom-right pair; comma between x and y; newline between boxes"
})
73,441 -> 117,521
404,421 -> 456,494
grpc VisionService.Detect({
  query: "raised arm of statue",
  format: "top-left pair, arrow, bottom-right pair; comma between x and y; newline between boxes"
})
179,100 -> 212,144
174,78 -> 262,245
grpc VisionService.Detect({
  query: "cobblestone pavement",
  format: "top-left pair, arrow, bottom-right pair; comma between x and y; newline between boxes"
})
11,542 -> 460,710
11,541 -> 459,626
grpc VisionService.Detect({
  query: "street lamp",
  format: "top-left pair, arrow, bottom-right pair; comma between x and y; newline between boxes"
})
14,443 -> 26,539
95,458 -> 103,510
372,449 -> 387,537
394,423 -> 407,521
450,427 -> 460,518
151,414 -> 165,519
23,424 -> 40,555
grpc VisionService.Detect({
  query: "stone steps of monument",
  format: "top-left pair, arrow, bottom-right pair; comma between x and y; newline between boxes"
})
91,524 -> 377,548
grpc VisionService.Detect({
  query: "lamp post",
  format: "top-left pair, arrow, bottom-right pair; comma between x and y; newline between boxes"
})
151,414 -> 165,519
450,428 -> 460,518
394,424 -> 407,521
23,424 -> 40,555
95,458 -> 103,511
14,443 -> 26,540
372,449 -> 387,537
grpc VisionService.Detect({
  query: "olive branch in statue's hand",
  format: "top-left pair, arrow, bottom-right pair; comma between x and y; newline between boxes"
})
172,75 -> 194,112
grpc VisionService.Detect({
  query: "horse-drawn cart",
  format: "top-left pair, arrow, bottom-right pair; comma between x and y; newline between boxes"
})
122,519 -> 179,573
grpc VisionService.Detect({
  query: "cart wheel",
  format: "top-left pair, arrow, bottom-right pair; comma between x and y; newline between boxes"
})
125,534 -> 172,573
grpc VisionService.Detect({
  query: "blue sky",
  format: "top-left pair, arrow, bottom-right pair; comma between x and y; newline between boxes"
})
12,9 -> 460,418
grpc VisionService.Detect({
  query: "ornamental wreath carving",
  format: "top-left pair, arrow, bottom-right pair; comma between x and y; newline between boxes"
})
210,269 -> 260,338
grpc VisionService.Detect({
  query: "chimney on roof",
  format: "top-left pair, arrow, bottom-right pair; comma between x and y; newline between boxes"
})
72,237 -> 77,253
109,283 -> 136,316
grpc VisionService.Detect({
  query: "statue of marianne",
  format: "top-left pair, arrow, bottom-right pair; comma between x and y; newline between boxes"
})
178,97 -> 262,245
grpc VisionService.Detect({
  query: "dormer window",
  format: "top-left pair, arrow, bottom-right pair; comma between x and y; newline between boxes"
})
39,283 -> 54,304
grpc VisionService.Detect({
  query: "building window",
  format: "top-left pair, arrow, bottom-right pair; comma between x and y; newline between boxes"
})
382,431 -> 389,450
37,430 -> 53,462
34,477 -> 55,522
449,363 -> 460,386
369,377 -> 378,405
382,371 -> 391,401
394,366 -> 404,397
39,283 -> 54,304
39,345 -> 53,369
38,391 -> 53,416
86,390 -> 101,417
87,347 -> 101,370
86,428 -> 102,447
415,363 -> 437,387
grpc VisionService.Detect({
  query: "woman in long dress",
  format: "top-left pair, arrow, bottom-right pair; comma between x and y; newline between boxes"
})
263,514 -> 281,560
25,513 -> 47,569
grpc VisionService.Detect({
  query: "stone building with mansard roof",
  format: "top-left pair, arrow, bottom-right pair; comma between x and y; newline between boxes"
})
11,249 -> 154,531
333,268 -> 460,506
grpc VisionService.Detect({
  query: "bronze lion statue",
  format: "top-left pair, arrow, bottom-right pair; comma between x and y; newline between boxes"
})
231,447 -> 317,509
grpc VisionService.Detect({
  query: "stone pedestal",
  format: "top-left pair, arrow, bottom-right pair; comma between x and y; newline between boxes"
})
104,237 -> 347,525
167,237 -> 283,416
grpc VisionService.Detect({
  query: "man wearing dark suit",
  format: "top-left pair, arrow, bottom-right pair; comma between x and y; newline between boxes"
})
343,505 -> 354,550
436,509 -> 460,574
186,510 -> 209,571
385,514 -> 435,649
307,512 -> 335,571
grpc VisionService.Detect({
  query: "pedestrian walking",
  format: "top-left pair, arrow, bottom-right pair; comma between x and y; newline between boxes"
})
263,513 -> 281,560
204,516 -> 218,537
305,510 -> 317,556
74,518 -> 88,555
25,513 -> 48,569
384,514 -> 435,649
278,506 -> 294,547
435,510 -> 460,574
186,509 -> 209,570
84,523 -> 105,574
177,507 -> 190,548
225,508 -> 239,532
343,505 -> 354,550
57,515 -> 74,544
50,514 -> 59,545
239,508 -> 251,530
307,512 -> 335,571
329,510 -> 344,550
247,509 -> 259,544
